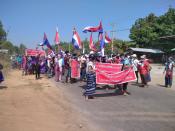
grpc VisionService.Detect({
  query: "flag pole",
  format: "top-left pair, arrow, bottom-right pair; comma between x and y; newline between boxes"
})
110,23 -> 116,55
69,42 -> 70,53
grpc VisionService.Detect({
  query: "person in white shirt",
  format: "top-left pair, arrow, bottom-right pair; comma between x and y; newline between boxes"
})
131,54 -> 139,83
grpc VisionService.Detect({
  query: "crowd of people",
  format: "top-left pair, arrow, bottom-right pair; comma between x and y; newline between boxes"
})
1,50 -> 174,100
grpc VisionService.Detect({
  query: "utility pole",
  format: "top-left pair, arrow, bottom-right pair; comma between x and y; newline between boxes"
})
6,26 -> 11,41
110,23 -> 116,54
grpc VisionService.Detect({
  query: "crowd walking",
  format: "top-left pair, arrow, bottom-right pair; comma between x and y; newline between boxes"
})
6,50 -> 175,100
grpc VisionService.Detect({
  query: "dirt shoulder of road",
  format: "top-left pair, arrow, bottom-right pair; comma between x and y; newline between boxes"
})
0,70 -> 99,131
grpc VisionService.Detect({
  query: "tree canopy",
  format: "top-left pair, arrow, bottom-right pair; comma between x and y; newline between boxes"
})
0,21 -> 6,41
0,20 -> 26,55
129,8 -> 175,52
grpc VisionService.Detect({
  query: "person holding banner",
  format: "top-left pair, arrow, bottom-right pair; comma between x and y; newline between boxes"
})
84,65 -> 96,100
120,54 -> 131,96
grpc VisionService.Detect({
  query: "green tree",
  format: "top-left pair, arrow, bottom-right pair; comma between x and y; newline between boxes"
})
19,43 -> 27,54
0,21 -> 6,41
129,8 -> 175,51
0,41 -> 14,54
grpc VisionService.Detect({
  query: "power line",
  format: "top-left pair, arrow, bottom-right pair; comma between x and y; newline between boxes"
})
116,28 -> 130,32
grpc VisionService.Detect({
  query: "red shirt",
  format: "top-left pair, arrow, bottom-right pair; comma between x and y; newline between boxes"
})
138,60 -> 149,75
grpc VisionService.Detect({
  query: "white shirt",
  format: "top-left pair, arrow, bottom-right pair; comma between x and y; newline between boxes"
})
132,58 -> 139,71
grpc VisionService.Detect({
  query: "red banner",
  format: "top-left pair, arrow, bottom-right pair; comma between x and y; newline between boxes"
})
71,59 -> 80,78
25,49 -> 46,56
96,63 -> 136,85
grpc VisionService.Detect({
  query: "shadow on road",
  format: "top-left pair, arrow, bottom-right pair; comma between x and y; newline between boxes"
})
157,84 -> 166,88
79,84 -> 123,97
79,85 -> 117,90
94,90 -> 123,97
0,85 -> 8,89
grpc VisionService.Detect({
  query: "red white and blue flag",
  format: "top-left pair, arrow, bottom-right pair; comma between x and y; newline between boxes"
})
105,32 -> 112,44
72,28 -> 82,49
48,49 -> 55,57
43,33 -> 53,50
99,32 -> 105,56
54,27 -> 60,45
89,33 -> 96,51
83,21 -> 103,33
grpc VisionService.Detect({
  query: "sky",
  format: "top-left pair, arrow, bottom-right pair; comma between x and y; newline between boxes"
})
0,0 -> 175,48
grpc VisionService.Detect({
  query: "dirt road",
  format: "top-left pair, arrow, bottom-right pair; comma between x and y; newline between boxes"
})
0,70 -> 98,131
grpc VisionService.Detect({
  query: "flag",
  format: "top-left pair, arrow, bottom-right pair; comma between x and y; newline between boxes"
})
83,21 -> 103,33
105,32 -> 112,44
99,32 -> 105,56
54,27 -> 60,44
72,28 -> 82,49
89,33 -> 96,51
43,33 -> 53,50
48,49 -> 55,57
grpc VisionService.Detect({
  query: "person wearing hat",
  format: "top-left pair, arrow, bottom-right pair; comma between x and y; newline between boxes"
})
138,55 -> 151,87
131,54 -> 139,83
163,57 -> 174,88
80,56 -> 87,81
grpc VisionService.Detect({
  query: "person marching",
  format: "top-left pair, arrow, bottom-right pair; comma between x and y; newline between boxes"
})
80,55 -> 87,81
0,64 -> 4,83
163,57 -> 174,88
84,65 -> 96,100
120,54 -> 131,95
131,54 -> 139,83
138,55 -> 151,87
54,54 -> 59,82
34,55 -> 41,80
63,51 -> 71,83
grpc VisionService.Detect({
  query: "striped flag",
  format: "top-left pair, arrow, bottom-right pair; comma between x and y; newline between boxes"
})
43,33 -> 53,50
105,32 -> 112,44
89,33 -> 96,51
83,21 -> 103,33
99,32 -> 105,56
72,28 -> 82,49
54,27 -> 60,44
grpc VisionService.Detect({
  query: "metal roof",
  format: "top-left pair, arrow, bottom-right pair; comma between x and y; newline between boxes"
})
0,49 -> 8,53
171,48 -> 175,51
128,48 -> 164,53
